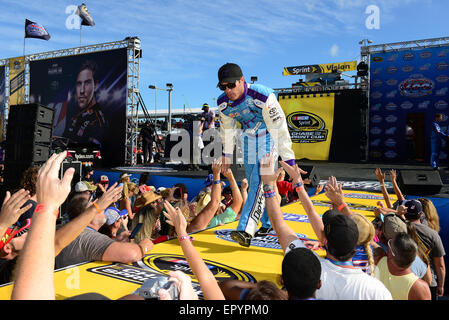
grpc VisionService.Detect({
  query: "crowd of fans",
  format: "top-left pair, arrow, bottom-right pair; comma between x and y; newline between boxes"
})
0,151 -> 446,301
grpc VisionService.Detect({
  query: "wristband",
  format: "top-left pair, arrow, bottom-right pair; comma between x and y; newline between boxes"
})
34,203 -> 59,217
179,235 -> 193,242
92,202 -> 102,213
295,182 -> 304,189
337,203 -> 347,211
213,180 -> 221,185
264,191 -> 276,198
139,244 -> 148,256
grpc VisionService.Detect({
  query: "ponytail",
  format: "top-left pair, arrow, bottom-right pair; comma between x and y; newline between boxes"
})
406,222 -> 430,266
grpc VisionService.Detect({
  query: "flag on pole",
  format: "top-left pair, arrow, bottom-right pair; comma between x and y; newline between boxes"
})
76,3 -> 95,26
24,19 -> 51,40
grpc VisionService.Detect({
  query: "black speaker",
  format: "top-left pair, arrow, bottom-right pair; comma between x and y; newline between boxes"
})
300,165 -> 320,188
398,170 -> 443,196
4,104 -> 54,193
7,103 -> 54,126
5,104 -> 54,163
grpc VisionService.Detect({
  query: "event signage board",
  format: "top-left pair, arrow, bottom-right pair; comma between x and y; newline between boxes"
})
29,48 -> 128,166
278,93 -> 335,160
368,45 -> 449,162
283,61 -> 357,76
8,57 -> 25,106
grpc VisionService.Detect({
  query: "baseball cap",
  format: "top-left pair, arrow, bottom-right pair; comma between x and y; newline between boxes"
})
402,199 -> 423,220
157,187 -> 167,193
202,103 -> 210,110
217,63 -> 243,86
322,209 -> 359,257
100,175 -> 109,183
282,247 -> 321,299
120,173 -> 131,179
104,207 -> 121,225
382,214 -> 407,241
75,181 -> 97,192
118,209 -> 128,217
0,218 -> 32,250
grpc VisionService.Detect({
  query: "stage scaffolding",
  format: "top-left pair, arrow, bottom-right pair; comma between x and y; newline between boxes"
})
2,37 -> 144,166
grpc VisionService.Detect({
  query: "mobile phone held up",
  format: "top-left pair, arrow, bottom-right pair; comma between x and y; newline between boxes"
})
129,223 -> 143,239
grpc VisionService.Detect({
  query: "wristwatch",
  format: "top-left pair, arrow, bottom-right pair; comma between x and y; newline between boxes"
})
263,184 -> 275,192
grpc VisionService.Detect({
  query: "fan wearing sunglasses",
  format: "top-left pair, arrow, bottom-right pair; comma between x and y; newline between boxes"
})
216,63 -> 295,247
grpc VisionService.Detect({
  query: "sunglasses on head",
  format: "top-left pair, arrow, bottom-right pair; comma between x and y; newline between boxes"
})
218,82 -> 237,91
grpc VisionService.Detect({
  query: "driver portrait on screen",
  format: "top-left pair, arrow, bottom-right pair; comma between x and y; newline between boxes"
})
63,60 -> 107,146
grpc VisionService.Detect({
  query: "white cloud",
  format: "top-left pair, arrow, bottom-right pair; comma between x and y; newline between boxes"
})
330,44 -> 339,57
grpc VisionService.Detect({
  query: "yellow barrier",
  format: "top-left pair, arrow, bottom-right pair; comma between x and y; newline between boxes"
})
0,190 -> 396,300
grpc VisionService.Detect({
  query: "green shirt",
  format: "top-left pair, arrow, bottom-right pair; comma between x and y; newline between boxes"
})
207,207 -> 237,228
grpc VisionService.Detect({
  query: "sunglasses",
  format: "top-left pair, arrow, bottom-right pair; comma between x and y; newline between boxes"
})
218,82 -> 237,91
388,239 -> 396,257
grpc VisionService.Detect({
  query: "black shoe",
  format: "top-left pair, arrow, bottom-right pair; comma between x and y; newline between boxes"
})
230,231 -> 252,247
254,227 -> 273,237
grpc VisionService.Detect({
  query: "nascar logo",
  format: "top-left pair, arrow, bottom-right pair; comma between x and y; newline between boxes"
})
399,77 -> 434,97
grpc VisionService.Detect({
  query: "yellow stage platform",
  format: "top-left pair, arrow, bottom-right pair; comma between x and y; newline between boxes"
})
0,190 -> 396,300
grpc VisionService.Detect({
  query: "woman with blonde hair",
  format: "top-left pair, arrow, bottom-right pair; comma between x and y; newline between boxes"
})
351,213 -> 376,276
131,189 -> 164,243
418,198 -> 440,232
119,182 -> 140,225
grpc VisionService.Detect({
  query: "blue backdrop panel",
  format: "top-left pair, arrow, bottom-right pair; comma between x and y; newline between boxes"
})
369,45 -> 449,162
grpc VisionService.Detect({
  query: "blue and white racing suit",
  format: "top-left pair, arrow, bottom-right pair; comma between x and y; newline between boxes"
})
218,82 -> 295,236
430,121 -> 447,168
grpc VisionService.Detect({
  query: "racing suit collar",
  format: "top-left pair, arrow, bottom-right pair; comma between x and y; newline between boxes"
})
231,81 -> 248,106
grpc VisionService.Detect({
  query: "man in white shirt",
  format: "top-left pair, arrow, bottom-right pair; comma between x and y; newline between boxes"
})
261,155 -> 392,300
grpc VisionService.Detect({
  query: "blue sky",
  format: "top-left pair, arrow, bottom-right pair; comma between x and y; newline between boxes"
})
0,0 -> 447,112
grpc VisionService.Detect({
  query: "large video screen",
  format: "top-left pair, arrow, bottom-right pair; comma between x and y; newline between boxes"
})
29,48 -> 128,166
369,45 -> 449,163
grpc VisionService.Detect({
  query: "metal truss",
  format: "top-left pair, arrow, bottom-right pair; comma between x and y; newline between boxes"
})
365,36 -> 449,54
125,37 -> 142,166
0,59 -> 9,141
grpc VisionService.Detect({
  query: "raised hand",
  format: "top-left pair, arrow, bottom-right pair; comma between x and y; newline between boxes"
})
158,270 -> 198,300
36,151 -> 74,210
0,189 -> 32,229
389,169 -> 397,181
221,167 -> 233,180
212,158 -> 222,176
324,176 -> 345,206
279,160 -> 307,185
375,168 -> 386,183
240,178 -> 248,191
162,200 -> 188,235
95,182 -> 123,212
260,153 -> 278,185
220,155 -> 231,175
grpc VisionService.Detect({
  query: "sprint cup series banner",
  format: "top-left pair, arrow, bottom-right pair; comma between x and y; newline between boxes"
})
278,93 -> 335,160
369,45 -> 449,162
